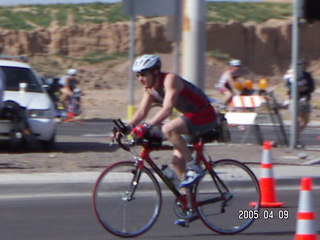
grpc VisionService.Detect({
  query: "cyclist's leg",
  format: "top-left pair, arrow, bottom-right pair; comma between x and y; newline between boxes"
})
60,87 -> 68,105
171,150 -> 186,179
162,118 -> 203,187
223,89 -> 234,106
162,117 -> 192,162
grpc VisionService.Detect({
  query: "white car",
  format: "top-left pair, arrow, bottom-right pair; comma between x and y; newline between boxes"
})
0,59 -> 57,148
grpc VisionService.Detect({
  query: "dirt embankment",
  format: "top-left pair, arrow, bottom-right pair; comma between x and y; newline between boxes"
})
1,19 -> 320,78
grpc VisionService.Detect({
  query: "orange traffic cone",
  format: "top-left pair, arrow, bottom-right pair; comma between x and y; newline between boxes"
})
254,141 -> 284,207
294,178 -> 318,240
67,111 -> 75,119
64,111 -> 75,122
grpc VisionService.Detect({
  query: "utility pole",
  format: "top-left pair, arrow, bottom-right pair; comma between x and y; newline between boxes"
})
290,0 -> 300,149
181,0 -> 206,89
172,0 -> 182,75
127,1 -> 136,121
289,0 -> 320,148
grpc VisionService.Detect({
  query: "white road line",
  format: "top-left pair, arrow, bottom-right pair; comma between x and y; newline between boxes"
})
82,134 -> 109,137
0,192 -> 91,200
302,158 -> 320,165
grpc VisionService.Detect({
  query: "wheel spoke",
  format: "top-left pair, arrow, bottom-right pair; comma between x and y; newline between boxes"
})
195,159 -> 260,234
93,161 -> 162,237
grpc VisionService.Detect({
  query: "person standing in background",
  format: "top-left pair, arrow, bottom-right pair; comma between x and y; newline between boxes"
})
283,61 -> 315,148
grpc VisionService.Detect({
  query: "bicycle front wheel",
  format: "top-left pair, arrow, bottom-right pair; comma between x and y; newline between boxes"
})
93,161 -> 162,238
195,159 -> 260,234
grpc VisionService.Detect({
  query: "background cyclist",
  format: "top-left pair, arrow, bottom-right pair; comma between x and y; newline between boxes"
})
59,69 -> 80,107
216,59 -> 244,105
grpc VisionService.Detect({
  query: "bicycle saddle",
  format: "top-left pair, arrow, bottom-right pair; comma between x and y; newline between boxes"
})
192,129 -> 220,144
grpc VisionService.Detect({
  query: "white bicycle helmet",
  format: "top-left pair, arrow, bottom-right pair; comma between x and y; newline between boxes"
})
229,59 -> 241,67
67,69 -> 77,75
132,54 -> 161,72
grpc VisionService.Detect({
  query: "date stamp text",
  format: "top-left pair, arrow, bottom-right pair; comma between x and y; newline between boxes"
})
238,209 -> 289,220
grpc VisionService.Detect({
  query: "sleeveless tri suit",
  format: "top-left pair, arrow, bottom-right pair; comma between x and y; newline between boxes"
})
148,73 -> 217,136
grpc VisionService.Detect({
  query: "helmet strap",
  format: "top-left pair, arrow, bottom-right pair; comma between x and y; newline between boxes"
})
150,69 -> 160,88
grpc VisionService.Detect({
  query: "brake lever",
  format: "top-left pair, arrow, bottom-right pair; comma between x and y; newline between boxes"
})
109,127 -> 118,146
113,119 -> 127,134
111,119 -> 131,151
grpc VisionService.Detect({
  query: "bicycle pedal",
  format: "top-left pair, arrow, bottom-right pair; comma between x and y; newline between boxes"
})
174,213 -> 199,228
174,219 -> 189,228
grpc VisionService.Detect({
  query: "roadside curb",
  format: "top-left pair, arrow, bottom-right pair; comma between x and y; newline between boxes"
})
275,177 -> 320,188
0,166 -> 318,186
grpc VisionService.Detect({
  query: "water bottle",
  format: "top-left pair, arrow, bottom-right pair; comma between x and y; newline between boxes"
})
161,165 -> 180,187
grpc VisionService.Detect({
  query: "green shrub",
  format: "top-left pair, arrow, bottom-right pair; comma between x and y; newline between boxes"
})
207,49 -> 230,61
106,4 -> 129,23
0,2 -> 292,30
206,2 -> 292,23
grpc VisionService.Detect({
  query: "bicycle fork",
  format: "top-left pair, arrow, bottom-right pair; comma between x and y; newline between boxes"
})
122,160 -> 144,201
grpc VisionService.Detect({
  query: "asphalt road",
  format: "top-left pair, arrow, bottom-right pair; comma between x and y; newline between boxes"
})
58,119 -> 320,147
0,183 -> 319,240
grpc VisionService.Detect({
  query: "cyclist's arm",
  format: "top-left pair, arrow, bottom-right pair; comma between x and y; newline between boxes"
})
147,73 -> 181,127
63,77 -> 73,95
63,76 -> 69,88
225,71 -> 235,93
128,89 -> 154,127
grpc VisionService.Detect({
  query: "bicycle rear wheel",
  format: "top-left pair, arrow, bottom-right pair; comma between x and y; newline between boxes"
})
93,161 -> 162,238
195,159 -> 260,234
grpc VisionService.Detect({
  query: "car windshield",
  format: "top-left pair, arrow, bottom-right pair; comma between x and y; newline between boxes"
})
1,66 -> 43,93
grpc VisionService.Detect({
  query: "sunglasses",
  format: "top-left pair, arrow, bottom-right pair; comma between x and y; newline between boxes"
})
136,71 -> 150,77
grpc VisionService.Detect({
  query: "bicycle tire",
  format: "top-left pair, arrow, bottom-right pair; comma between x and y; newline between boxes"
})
195,159 -> 260,234
93,161 -> 162,238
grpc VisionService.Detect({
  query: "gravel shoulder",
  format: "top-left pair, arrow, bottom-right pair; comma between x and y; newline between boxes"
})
0,133 -> 319,174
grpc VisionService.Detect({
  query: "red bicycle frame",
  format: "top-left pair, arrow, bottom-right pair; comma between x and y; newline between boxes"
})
136,139 -> 212,211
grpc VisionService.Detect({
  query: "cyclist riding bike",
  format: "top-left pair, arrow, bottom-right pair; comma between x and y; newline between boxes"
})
216,59 -> 244,105
126,54 -> 218,192
59,69 -> 82,119
60,69 -> 80,107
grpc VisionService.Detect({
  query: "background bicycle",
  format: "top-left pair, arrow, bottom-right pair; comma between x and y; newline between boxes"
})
64,88 -> 82,120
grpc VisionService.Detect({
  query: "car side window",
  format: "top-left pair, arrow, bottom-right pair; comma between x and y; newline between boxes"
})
1,66 -> 42,92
